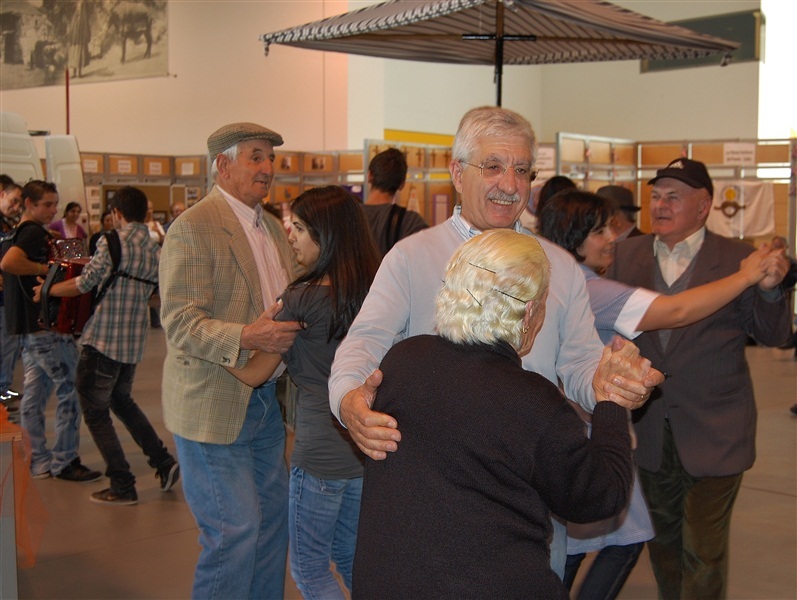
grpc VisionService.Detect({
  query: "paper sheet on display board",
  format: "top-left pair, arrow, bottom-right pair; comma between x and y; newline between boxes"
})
707,180 -> 775,239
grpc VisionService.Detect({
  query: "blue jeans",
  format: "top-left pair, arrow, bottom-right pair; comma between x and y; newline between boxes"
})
20,332 -> 81,476
564,542 -> 645,600
174,383 -> 288,600
289,466 -> 362,599
76,346 -> 171,494
0,306 -> 21,392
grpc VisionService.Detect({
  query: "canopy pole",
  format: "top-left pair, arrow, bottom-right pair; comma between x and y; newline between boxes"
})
463,1 -> 535,106
495,1 -> 504,107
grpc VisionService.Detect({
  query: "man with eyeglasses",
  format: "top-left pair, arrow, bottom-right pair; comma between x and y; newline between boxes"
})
329,106 -> 663,576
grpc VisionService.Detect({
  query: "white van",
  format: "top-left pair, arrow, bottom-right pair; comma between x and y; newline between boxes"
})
0,111 -> 87,224
0,111 -> 44,183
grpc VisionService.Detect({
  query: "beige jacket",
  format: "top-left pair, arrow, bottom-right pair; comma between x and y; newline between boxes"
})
159,187 -> 297,443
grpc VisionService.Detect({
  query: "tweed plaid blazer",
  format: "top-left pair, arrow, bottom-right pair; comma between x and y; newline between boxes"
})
159,187 -> 297,444
608,230 -> 790,477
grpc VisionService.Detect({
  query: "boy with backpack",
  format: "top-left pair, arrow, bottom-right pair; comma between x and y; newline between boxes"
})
34,185 -> 178,505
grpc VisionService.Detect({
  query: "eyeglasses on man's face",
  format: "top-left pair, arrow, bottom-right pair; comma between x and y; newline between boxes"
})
460,159 -> 539,183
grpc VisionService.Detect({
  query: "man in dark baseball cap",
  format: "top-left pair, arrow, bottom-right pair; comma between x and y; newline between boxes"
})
607,157 -> 790,598
159,122 -> 300,598
647,157 -> 714,196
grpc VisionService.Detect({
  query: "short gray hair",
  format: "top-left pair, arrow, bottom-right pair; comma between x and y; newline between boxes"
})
436,229 -> 549,349
451,106 -> 537,164
210,143 -> 240,180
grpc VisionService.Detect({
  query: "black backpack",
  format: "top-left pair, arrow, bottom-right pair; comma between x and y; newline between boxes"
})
93,229 -> 158,306
384,204 -> 407,254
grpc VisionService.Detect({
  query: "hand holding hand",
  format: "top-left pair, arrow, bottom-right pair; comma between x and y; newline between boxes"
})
739,244 -> 770,286
339,370 -> 401,461
594,337 -> 663,410
758,248 -> 788,291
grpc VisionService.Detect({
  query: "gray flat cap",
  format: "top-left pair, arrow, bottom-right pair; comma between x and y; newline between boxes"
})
207,122 -> 284,158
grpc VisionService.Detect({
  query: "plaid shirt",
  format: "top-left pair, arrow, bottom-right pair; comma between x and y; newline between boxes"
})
76,222 -> 159,364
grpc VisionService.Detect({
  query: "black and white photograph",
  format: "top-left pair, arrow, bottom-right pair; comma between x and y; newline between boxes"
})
0,0 -> 167,90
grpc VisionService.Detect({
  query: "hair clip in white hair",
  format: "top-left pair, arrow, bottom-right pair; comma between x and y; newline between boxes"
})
467,262 -> 530,304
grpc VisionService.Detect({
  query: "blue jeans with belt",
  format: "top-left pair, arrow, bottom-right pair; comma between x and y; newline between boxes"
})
20,331 -> 81,476
174,382 -> 289,600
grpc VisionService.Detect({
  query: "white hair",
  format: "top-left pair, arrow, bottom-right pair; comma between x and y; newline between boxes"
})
210,143 -> 240,180
435,230 -> 549,349
451,106 -> 537,164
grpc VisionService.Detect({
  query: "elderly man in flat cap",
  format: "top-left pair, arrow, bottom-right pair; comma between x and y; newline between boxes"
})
160,123 -> 301,599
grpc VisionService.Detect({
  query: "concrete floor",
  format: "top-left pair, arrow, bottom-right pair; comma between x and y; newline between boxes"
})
9,329 -> 796,599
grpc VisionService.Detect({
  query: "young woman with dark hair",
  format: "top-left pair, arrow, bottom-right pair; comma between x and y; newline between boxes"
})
49,201 -> 87,242
227,185 -> 381,599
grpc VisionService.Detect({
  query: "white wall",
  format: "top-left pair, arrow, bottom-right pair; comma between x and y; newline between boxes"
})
758,0 -> 797,138
0,0 -> 765,157
536,0 -> 761,142
0,1 -> 351,155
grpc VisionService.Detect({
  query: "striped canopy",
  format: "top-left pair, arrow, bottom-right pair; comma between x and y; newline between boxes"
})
260,0 -> 739,105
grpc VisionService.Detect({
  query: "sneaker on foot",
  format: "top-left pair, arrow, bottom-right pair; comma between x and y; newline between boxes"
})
3,389 -> 20,398
32,471 -> 52,480
156,462 -> 180,492
54,458 -> 103,483
90,488 -> 138,506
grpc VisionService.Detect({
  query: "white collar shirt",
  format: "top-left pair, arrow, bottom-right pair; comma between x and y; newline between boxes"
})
217,185 -> 288,312
654,227 -> 706,286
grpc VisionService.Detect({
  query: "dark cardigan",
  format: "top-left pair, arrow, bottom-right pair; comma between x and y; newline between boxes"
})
352,335 -> 633,599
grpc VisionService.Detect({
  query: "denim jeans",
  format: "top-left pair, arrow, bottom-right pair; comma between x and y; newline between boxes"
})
20,331 -> 81,476
289,466 -> 362,599
564,542 -> 645,600
0,306 -> 21,392
174,382 -> 288,600
76,346 -> 170,494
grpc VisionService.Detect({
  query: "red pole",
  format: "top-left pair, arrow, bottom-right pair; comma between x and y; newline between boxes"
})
65,67 -> 70,134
